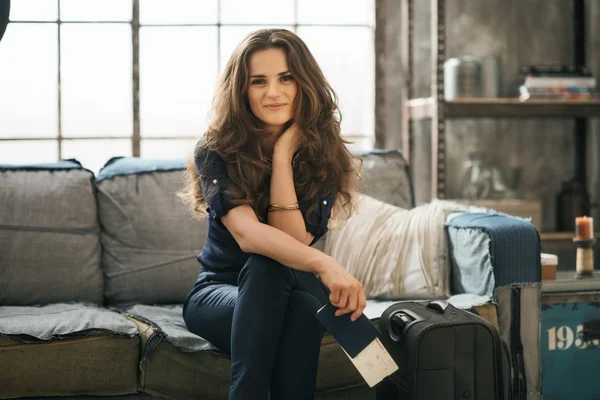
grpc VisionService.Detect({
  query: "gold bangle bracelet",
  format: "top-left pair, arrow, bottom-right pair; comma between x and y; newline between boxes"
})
268,203 -> 300,212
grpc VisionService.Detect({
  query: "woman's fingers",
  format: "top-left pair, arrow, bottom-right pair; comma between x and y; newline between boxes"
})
334,280 -> 363,316
336,289 -> 359,318
334,290 -> 350,314
329,282 -> 340,304
350,291 -> 367,322
321,263 -> 366,319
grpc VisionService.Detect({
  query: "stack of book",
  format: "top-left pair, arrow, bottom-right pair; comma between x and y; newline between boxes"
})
518,65 -> 598,101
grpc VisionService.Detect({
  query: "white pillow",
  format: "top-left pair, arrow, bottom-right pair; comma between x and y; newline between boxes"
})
325,194 -> 461,299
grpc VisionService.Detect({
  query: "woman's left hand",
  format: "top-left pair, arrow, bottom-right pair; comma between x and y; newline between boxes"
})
274,122 -> 301,161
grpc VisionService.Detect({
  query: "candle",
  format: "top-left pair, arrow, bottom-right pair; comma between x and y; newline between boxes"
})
576,216 -> 594,240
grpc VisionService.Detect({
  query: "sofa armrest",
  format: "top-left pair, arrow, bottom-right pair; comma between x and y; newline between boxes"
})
446,211 -> 541,296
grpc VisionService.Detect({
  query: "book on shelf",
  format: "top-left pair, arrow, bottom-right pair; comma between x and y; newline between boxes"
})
519,86 -> 599,101
520,65 -> 592,77
518,64 -> 597,101
523,76 -> 595,89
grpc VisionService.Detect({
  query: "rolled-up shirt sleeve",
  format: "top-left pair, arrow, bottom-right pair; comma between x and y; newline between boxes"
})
301,193 -> 337,246
195,147 -> 237,220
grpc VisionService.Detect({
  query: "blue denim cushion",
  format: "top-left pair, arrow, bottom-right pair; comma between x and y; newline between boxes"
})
97,156 -> 185,182
0,159 -> 83,171
447,212 -> 541,295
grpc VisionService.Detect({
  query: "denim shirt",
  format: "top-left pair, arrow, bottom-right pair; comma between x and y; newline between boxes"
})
194,146 -> 337,286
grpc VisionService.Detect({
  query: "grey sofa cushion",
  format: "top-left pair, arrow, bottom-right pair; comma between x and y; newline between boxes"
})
0,302 -> 138,340
96,157 -> 207,307
0,302 -> 140,399
0,332 -> 140,399
357,149 -> 414,209
0,160 -> 103,305
125,304 -> 211,353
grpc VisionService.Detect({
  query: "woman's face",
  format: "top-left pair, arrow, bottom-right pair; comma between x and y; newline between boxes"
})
247,48 -> 298,133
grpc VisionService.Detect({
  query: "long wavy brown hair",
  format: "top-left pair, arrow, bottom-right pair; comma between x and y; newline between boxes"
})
179,28 -> 360,223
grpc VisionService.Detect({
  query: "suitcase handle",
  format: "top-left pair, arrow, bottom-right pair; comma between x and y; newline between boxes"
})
391,313 -> 413,334
386,302 -> 448,342
426,300 -> 449,313
389,312 -> 412,342
388,310 -> 421,342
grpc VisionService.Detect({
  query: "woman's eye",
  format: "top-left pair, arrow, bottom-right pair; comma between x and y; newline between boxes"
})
251,79 -> 266,85
281,75 -> 293,82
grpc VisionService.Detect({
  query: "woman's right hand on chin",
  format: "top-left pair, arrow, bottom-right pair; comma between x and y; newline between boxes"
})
316,256 -> 367,322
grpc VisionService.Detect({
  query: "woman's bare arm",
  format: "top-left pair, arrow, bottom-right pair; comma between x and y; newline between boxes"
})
267,152 -> 314,245
221,204 -> 366,320
223,204 -> 324,272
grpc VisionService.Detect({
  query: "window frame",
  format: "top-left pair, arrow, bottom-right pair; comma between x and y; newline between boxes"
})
2,0 -> 375,159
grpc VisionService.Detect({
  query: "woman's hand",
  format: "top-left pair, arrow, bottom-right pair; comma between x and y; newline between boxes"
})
273,121 -> 301,161
316,256 -> 367,322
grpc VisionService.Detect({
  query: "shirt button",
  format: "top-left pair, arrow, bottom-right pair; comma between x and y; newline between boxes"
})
323,200 -> 328,205
213,179 -> 218,184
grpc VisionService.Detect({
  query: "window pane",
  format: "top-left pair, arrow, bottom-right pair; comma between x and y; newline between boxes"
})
141,138 -> 198,160
346,136 -> 374,154
140,27 -> 217,137
220,0 -> 294,24
220,26 -> 294,72
60,0 -> 132,22
297,0 -> 374,25
140,0 -> 218,25
9,0 -> 58,21
61,24 -> 132,137
0,24 -> 58,138
0,140 -> 58,165
297,27 -> 374,138
62,139 -> 131,174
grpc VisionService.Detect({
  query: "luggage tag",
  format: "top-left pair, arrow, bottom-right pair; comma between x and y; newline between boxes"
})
316,303 -> 399,387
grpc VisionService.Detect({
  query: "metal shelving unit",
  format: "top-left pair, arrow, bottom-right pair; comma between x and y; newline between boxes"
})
401,0 -> 600,200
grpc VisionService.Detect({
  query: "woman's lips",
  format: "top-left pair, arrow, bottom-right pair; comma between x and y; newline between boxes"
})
265,103 -> 286,111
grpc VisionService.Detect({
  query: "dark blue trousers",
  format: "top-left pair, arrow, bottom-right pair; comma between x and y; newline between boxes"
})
183,254 -> 330,400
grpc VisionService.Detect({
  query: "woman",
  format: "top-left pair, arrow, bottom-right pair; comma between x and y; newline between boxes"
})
179,28 -> 366,400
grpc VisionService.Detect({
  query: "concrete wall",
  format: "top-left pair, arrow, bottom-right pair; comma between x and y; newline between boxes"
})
376,0 -> 600,231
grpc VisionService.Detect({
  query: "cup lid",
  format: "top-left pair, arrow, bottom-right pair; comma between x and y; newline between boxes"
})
541,253 -> 558,265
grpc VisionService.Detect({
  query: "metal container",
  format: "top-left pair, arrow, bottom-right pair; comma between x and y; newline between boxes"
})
444,56 -> 502,99
444,56 -> 483,99
480,55 -> 502,97
541,272 -> 600,399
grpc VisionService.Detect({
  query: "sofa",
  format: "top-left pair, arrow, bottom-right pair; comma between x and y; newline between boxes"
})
0,149 -> 542,400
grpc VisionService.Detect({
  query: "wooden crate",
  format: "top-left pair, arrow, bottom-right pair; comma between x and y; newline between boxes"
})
541,274 -> 600,399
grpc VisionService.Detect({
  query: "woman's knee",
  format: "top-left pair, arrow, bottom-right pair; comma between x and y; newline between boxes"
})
238,254 -> 294,286
286,291 -> 325,334
183,302 -> 235,354
182,285 -> 237,353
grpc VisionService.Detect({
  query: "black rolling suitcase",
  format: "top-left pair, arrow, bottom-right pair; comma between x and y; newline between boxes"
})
376,300 -> 512,400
